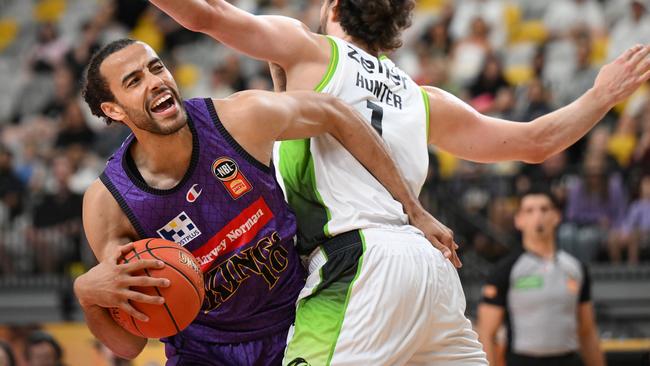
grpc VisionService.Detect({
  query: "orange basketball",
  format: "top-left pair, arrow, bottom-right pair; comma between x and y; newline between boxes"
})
110,238 -> 205,338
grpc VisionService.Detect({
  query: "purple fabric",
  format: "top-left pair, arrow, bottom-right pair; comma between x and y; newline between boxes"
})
622,199 -> 650,234
102,98 -> 305,346
565,174 -> 627,228
164,329 -> 287,366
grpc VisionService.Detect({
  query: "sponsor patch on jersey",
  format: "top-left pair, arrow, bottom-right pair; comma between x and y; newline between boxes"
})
192,197 -> 274,271
212,157 -> 252,199
157,211 -> 202,246
566,277 -> 579,294
186,184 -> 202,203
513,275 -> 544,290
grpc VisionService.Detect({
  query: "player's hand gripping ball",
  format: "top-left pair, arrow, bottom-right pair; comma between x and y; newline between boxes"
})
110,238 -> 205,338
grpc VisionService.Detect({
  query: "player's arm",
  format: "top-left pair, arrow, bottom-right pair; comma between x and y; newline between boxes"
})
577,302 -> 606,366
216,91 -> 460,265
73,179 -> 170,359
477,303 -> 505,366
148,0 -> 325,67
426,44 -> 650,163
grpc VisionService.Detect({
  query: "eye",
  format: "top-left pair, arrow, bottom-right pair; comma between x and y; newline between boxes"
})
128,77 -> 140,87
152,64 -> 164,73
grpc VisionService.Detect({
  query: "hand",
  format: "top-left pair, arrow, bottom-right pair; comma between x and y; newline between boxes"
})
593,44 -> 650,108
74,243 -> 171,322
408,206 -> 462,268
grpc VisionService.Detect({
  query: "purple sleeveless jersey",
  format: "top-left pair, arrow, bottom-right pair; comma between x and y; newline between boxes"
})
101,98 -> 305,346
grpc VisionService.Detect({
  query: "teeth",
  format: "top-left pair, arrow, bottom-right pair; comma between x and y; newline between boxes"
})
151,93 -> 172,109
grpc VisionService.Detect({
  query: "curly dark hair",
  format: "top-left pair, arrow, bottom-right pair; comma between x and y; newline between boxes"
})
332,0 -> 415,53
82,38 -> 137,125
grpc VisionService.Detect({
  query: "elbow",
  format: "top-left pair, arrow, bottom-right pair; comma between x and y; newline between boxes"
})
523,140 -> 554,164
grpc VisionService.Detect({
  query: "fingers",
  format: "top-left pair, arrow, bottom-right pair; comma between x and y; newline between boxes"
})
108,242 -> 134,262
428,236 -> 452,259
122,259 -> 165,273
123,275 -> 170,288
120,302 -> 150,322
621,44 -> 644,62
124,290 -> 166,306
629,45 -> 650,67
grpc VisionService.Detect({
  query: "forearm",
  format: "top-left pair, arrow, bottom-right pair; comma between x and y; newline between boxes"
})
528,88 -> 612,161
149,0 -> 220,32
327,100 -> 420,214
579,330 -> 606,366
81,304 -> 147,360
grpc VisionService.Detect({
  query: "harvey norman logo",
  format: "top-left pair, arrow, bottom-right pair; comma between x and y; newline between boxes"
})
192,197 -> 274,271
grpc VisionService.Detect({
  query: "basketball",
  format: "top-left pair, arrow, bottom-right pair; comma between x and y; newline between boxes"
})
109,238 -> 205,339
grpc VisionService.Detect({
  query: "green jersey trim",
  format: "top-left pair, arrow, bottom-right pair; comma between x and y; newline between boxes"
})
315,36 -> 340,92
421,87 -> 430,142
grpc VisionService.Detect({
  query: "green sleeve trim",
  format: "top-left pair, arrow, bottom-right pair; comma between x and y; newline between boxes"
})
379,54 -> 389,61
315,36 -> 340,92
420,87 -> 430,143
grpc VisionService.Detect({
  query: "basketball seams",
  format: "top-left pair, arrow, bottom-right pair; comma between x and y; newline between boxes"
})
144,240 -> 205,306
113,238 -> 204,338
134,239 -> 182,335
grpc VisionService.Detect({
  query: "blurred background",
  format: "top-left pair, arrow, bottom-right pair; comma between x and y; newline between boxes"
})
0,0 -> 649,365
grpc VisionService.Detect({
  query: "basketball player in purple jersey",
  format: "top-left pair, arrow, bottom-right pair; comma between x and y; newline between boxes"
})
73,39 -> 443,365
149,1 -> 649,364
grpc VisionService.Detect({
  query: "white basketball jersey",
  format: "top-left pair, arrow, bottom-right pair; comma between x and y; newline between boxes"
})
274,36 -> 430,255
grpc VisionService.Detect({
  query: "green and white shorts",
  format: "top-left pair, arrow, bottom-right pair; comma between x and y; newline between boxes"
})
283,227 -> 487,366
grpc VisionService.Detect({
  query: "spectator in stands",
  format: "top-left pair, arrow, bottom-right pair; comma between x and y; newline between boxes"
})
0,340 -> 16,366
610,174 -> 650,264
607,0 -> 650,62
556,38 -> 600,107
560,153 -> 628,263
477,190 -> 605,366
54,101 -> 96,150
517,78 -> 553,121
25,331 -> 63,366
468,54 -> 510,114
0,145 -> 24,223
543,0 -> 606,38
28,156 -> 83,273
28,23 -> 70,74
449,0 -> 506,49
450,17 -> 492,87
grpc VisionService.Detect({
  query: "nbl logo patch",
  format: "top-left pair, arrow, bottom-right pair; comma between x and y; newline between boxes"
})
212,157 -> 252,199
157,211 -> 202,246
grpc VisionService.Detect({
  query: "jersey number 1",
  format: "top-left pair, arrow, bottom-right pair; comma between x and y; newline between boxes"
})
367,100 -> 384,136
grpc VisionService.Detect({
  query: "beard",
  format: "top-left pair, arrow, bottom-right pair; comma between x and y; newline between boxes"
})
121,88 -> 187,135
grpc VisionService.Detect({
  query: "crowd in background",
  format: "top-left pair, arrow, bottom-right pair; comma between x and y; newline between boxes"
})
0,0 -> 649,281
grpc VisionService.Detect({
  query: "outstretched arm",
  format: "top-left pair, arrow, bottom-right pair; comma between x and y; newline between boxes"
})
427,44 -> 650,164
216,91 -> 460,266
149,0 -> 325,67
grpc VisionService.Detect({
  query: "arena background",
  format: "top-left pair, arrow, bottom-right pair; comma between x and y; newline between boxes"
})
0,0 -> 649,365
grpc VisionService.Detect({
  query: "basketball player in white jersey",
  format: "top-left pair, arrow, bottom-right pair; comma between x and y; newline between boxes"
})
150,0 -> 650,364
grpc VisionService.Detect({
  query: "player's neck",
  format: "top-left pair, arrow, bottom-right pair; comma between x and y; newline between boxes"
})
328,26 -> 378,57
523,236 -> 556,260
130,124 -> 193,187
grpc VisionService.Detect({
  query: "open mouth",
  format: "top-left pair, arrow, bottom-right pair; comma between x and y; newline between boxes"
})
149,91 -> 178,117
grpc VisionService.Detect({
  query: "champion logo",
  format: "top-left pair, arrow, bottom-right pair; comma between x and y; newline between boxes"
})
186,184 -> 202,203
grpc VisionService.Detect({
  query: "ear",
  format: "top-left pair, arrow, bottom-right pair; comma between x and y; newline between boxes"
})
330,0 -> 340,22
514,211 -> 523,231
100,101 -> 126,123
551,208 -> 562,227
